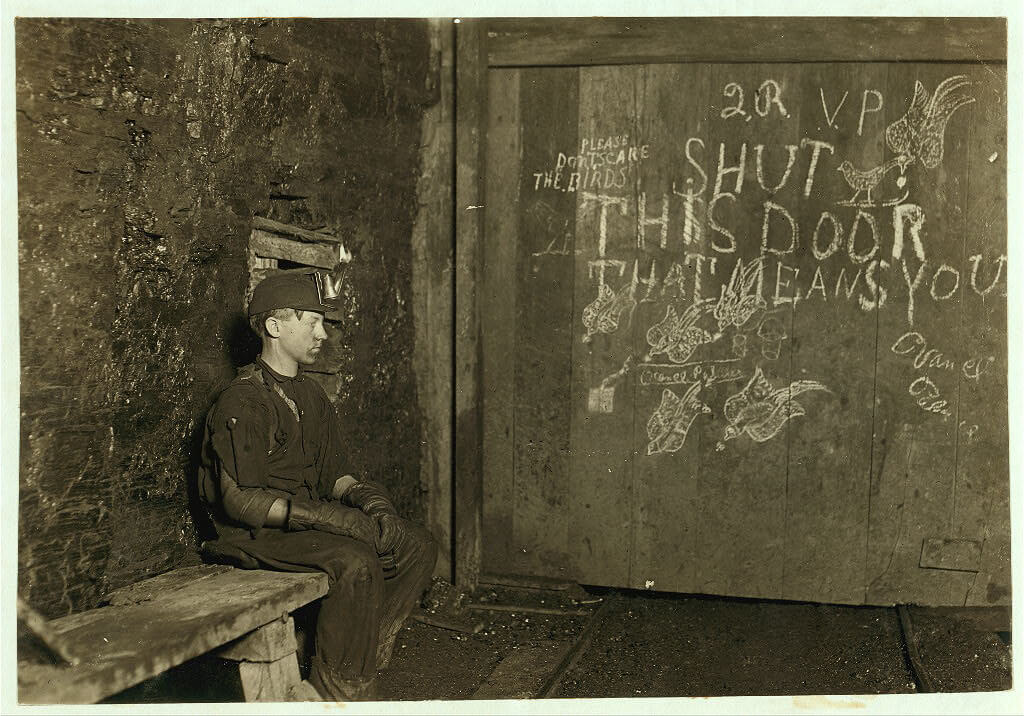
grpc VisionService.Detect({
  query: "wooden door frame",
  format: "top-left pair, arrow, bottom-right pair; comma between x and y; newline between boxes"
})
451,16 -> 1006,590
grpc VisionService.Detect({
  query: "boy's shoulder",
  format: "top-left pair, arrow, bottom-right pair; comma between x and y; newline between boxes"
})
212,364 -> 273,412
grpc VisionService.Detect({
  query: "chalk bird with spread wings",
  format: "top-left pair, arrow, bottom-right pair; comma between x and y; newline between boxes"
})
885,74 -> 975,170
721,367 -> 829,444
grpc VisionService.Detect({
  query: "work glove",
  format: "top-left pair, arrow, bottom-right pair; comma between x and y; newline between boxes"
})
375,514 -> 407,579
289,497 -> 398,577
344,480 -> 398,519
287,497 -> 379,547
375,513 -> 406,554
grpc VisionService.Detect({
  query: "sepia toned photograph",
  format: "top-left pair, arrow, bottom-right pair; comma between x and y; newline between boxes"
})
4,4 -> 1018,713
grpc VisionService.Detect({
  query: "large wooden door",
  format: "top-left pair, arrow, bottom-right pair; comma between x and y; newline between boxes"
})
470,21 -> 1008,606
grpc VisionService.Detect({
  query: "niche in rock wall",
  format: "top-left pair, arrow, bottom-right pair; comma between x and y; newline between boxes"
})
246,217 -> 351,401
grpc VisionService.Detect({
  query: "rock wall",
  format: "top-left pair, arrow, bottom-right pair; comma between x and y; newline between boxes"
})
17,18 -> 435,618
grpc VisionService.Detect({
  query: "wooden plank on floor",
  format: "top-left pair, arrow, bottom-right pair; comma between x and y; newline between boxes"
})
471,641 -> 574,700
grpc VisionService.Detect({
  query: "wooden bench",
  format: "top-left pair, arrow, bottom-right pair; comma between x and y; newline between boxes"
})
17,565 -> 329,704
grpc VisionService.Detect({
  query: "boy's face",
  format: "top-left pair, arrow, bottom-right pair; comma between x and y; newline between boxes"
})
273,310 -> 328,365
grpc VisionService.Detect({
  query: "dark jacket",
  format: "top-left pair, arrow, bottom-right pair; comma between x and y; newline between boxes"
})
199,359 -> 352,543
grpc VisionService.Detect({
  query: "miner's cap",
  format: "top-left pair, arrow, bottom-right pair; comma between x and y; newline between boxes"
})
248,272 -> 336,316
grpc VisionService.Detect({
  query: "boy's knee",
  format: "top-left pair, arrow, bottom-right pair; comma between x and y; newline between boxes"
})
325,542 -> 381,588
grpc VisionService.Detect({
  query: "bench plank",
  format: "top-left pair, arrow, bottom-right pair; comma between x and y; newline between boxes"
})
18,568 -> 328,704
105,565 -> 233,606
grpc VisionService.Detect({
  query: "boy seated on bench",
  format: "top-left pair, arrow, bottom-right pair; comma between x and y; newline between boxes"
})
197,271 -> 437,701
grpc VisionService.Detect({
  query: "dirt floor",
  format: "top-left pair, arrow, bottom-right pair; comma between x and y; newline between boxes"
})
104,578 -> 1012,703
552,592 -> 916,697
377,579 -> 600,700
377,579 -> 1011,701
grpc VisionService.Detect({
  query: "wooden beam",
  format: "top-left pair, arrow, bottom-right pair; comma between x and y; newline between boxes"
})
412,18 -> 456,581
470,642 -> 575,699
251,229 -> 338,269
252,216 -> 343,244
453,18 -> 486,591
897,605 -> 937,693
486,17 -> 1006,66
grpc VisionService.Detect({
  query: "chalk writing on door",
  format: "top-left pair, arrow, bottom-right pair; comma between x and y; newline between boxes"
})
638,358 -> 743,387
530,135 -> 650,193
888,330 -> 996,425
819,88 -> 884,135
719,79 -> 790,120
546,73 -> 1002,457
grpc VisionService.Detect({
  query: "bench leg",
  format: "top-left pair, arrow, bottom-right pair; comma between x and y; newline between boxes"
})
236,655 -> 301,701
216,616 -> 301,702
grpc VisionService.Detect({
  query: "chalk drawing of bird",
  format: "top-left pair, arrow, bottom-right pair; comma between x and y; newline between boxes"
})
582,280 -> 637,343
645,298 -> 716,364
720,366 -> 829,444
836,156 -> 908,206
646,383 -> 712,455
714,257 -> 766,332
885,74 -> 975,170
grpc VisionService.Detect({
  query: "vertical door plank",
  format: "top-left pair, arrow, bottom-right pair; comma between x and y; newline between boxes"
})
510,67 -> 580,577
454,20 -> 486,589
568,65 -> 643,586
782,63 -> 886,604
628,63 -> 713,592
687,63 -> 791,599
952,66 -> 1009,606
482,68 -> 520,571
866,63 -> 978,605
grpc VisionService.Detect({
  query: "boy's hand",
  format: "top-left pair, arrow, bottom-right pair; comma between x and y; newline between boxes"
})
375,513 -> 405,555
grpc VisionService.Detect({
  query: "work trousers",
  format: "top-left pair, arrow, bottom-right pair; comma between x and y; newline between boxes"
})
222,519 -> 437,698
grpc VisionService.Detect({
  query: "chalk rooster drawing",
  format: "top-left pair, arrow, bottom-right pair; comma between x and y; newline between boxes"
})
836,156 -> 909,206
885,74 -> 975,170
645,298 -> 716,364
714,257 -> 766,332
719,366 -> 829,445
646,383 -> 712,455
581,280 -> 637,343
